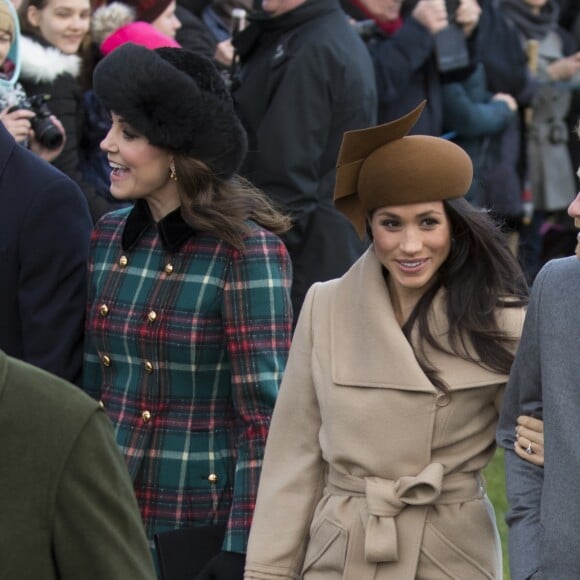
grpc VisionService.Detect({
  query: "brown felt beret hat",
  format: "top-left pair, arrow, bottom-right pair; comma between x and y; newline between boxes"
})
334,101 -> 473,238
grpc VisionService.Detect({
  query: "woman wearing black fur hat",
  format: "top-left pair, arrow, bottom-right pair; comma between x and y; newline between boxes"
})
82,43 -> 293,580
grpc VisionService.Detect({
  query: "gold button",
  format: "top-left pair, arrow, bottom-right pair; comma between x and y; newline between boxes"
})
435,392 -> 450,407
147,311 -> 157,323
144,361 -> 154,374
98,400 -> 105,409
119,255 -> 128,268
102,355 -> 111,367
141,410 -> 151,423
164,263 -> 174,274
207,473 -> 219,484
99,304 -> 109,317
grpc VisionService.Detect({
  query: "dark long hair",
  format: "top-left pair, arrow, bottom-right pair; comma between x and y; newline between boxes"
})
396,198 -> 529,392
174,155 -> 291,251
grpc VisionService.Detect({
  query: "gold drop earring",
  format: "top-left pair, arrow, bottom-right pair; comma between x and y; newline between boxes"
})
169,164 -> 177,182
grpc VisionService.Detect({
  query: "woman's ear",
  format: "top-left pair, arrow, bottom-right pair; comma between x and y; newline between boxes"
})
27,5 -> 40,27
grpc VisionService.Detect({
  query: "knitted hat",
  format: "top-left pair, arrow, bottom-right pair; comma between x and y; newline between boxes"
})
334,101 -> 473,238
119,0 -> 173,22
0,0 -> 15,37
93,43 -> 247,179
100,21 -> 180,55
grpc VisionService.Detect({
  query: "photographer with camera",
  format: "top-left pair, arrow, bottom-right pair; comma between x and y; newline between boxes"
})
349,0 -> 482,135
18,0 -> 123,223
0,0 -> 65,161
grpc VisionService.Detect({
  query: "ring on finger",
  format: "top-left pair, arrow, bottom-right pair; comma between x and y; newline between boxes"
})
525,441 -> 533,455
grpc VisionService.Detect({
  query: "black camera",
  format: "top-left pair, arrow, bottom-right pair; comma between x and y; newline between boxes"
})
434,0 -> 469,72
9,94 -> 64,150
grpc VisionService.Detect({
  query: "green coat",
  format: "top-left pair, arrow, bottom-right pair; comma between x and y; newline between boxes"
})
0,350 -> 156,580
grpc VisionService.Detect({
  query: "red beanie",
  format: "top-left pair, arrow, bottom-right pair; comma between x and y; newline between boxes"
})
121,0 -> 172,22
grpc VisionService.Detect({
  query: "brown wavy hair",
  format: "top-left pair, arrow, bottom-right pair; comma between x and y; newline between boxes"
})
174,155 -> 291,251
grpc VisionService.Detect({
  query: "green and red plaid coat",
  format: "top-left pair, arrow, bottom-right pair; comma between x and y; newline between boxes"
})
82,201 -> 292,553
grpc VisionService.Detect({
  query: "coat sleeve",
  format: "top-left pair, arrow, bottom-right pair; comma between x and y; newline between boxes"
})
222,231 -> 293,553
497,266 -> 549,580
367,18 -> 435,107
245,284 -> 326,580
81,228 -> 104,399
52,408 -> 157,580
18,172 -> 92,385
442,67 -> 515,138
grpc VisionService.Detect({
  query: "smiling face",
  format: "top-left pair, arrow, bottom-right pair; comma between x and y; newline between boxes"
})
27,0 -> 90,54
150,0 -> 181,38
370,201 -> 452,303
100,112 -> 180,220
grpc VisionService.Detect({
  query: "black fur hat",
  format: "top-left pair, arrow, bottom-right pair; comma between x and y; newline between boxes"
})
93,43 -> 247,180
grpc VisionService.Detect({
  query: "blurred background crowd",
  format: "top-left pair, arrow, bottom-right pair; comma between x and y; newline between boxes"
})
1,0 -> 579,297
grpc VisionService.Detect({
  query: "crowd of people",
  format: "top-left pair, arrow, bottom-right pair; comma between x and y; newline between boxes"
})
0,0 -> 579,577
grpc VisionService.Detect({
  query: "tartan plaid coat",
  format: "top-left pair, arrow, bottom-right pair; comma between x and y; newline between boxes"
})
82,201 -> 293,554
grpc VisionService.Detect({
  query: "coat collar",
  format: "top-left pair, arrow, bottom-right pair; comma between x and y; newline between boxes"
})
122,199 -> 195,252
330,248 -> 518,391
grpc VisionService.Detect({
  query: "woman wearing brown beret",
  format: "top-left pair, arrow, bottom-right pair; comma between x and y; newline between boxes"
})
244,102 -> 539,579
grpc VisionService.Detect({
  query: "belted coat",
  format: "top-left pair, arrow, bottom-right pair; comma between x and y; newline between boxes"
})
245,247 -> 525,579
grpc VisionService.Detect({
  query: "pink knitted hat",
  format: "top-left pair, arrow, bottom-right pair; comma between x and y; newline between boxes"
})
100,21 -> 180,55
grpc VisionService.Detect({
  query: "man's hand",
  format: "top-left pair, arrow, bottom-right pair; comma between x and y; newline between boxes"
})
412,0 -> 449,35
214,39 -> 234,67
455,0 -> 481,37
547,52 -> 580,82
492,92 -> 518,112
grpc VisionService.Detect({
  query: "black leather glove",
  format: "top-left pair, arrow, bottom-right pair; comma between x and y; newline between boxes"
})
194,551 -> 245,580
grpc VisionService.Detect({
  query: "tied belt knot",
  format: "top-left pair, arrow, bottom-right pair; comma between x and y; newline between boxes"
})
326,463 -> 485,564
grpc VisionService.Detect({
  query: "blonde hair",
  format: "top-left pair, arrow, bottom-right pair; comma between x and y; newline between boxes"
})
0,1 -> 15,38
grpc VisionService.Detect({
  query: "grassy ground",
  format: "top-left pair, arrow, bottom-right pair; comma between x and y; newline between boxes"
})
484,448 -> 510,579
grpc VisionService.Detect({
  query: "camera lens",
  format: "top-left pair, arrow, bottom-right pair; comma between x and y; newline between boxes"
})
32,117 -> 64,150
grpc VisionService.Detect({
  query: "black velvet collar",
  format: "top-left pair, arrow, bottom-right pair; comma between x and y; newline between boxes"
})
122,199 -> 196,252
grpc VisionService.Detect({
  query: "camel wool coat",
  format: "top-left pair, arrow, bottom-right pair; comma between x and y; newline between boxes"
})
245,248 -> 525,580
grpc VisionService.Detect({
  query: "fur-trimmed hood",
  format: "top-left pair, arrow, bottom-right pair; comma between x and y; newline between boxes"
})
19,35 -> 81,83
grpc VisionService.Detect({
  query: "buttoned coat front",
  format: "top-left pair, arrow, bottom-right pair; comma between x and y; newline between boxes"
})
245,248 -> 525,579
82,203 -> 293,554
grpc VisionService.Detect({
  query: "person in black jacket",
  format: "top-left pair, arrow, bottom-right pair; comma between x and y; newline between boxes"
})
0,121 -> 91,384
232,0 -> 377,322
